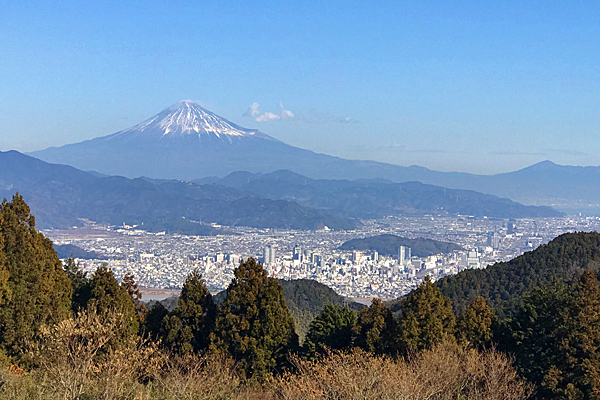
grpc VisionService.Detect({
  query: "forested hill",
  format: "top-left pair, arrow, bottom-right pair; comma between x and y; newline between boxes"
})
278,279 -> 363,313
436,232 -> 600,316
340,234 -> 463,257
213,278 -> 362,341
53,243 -> 100,260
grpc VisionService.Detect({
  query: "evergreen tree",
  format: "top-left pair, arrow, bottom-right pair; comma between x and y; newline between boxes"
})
214,258 -> 297,380
0,194 -> 72,358
63,257 -> 91,312
121,273 -> 147,324
354,298 -> 398,355
540,270 -> 600,399
304,303 -> 357,357
162,270 -> 216,354
87,264 -> 139,342
0,211 -> 9,307
456,296 -> 496,349
569,269 -> 600,397
143,302 -> 169,341
497,279 -> 574,399
397,276 -> 455,355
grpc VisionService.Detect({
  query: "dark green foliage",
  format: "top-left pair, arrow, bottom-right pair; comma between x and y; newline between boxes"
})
121,273 -> 147,323
161,270 -> 216,354
0,194 -> 72,358
563,269 -> 600,397
437,232 -> 600,316
497,279 -> 573,398
143,302 -> 168,341
304,303 -> 357,357
354,299 -> 398,355
0,211 -> 9,308
277,279 -> 362,341
340,234 -> 463,258
397,276 -> 455,355
506,270 -> 600,399
214,258 -> 298,380
456,296 -> 496,349
63,257 -> 91,312
87,264 -> 138,341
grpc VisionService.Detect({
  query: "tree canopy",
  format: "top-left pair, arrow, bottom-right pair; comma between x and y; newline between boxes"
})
0,194 -> 72,359
214,258 -> 297,380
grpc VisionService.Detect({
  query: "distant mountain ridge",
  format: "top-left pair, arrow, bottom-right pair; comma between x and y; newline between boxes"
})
0,151 -> 562,233
0,150 -> 353,231
28,101 -> 600,213
194,170 -> 562,219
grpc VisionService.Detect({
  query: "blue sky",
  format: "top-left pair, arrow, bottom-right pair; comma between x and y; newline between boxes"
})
1,1 -> 598,174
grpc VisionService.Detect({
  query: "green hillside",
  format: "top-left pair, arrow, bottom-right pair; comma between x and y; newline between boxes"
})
436,232 -> 600,315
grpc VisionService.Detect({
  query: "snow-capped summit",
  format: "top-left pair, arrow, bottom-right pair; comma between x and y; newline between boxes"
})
107,100 -> 275,142
31,100 -> 368,180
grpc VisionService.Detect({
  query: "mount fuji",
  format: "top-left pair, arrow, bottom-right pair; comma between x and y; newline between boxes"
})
28,101 -> 600,214
31,100 -> 397,181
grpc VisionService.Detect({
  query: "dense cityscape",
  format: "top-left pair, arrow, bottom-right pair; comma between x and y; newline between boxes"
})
45,215 -> 600,300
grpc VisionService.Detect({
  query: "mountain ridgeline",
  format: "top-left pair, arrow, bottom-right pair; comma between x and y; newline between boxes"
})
28,100 -> 600,214
339,234 -> 463,257
0,151 -> 353,231
0,151 -> 560,234
195,170 -> 562,219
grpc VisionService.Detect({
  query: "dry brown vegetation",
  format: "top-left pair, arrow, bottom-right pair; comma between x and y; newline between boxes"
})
0,309 -> 532,400
277,343 -> 532,400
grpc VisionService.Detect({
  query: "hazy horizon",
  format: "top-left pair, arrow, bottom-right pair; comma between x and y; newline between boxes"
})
1,2 -> 599,174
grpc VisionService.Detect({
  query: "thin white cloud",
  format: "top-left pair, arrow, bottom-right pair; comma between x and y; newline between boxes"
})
243,102 -> 295,122
243,102 -> 261,117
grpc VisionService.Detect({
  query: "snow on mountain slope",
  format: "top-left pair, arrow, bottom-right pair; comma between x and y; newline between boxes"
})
101,100 -> 277,142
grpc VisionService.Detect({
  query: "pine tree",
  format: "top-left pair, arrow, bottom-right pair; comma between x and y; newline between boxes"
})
214,258 -> 297,380
0,211 -> 9,307
456,296 -> 496,349
63,257 -> 91,312
0,194 -> 72,358
304,303 -> 357,358
397,276 -> 455,355
354,298 -> 398,355
143,302 -> 169,341
87,264 -> 138,343
553,269 -> 600,399
498,279 -> 573,399
121,273 -> 147,324
162,270 -> 216,354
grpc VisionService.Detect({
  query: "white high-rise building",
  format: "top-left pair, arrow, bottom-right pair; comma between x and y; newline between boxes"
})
263,245 -> 276,265
398,245 -> 411,266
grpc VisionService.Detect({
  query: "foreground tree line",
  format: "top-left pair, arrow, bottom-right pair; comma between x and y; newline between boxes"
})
0,194 -> 597,399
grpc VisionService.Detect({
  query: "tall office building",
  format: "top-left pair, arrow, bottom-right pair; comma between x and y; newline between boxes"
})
487,232 -> 501,249
507,219 -> 517,235
398,246 -> 411,266
293,245 -> 303,262
263,245 -> 276,265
